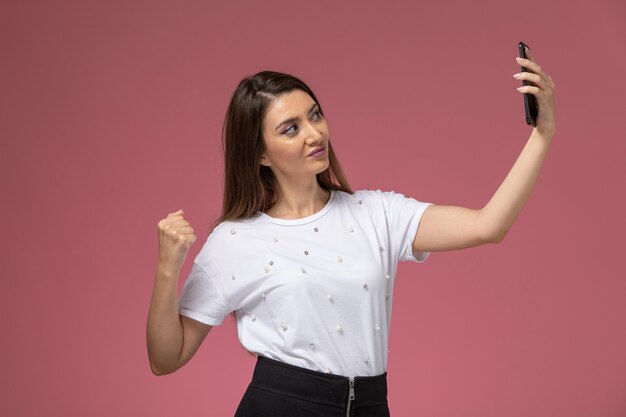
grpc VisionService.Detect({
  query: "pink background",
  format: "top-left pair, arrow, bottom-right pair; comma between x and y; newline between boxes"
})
2,0 -> 625,416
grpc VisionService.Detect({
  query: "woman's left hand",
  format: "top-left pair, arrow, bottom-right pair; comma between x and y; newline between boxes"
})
514,47 -> 556,137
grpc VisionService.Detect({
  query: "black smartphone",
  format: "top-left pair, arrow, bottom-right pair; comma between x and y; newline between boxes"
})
518,41 -> 538,126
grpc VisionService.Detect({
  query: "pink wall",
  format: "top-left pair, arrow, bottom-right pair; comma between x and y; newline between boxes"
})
2,0 -> 625,416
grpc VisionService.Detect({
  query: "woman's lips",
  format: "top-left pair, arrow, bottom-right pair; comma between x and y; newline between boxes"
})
309,147 -> 326,157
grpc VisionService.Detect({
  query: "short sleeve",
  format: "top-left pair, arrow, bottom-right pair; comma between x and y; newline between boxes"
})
380,190 -> 433,263
178,262 -> 232,326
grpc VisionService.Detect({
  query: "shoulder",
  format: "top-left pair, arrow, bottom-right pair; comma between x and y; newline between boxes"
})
333,188 -> 385,202
206,219 -> 253,243
330,189 -> 391,218
350,189 -> 405,198
346,189 -> 431,217
353,188 -> 426,204
349,189 -> 407,206
194,217 -> 261,269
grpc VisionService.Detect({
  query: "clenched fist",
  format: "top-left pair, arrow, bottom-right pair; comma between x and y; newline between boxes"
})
156,209 -> 197,277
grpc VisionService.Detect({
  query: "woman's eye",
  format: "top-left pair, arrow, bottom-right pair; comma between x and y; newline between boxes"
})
281,110 -> 322,135
283,125 -> 298,135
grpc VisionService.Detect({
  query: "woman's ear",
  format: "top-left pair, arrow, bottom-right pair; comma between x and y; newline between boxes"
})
259,154 -> 271,167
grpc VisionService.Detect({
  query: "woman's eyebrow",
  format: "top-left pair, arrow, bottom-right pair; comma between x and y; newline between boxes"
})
275,103 -> 319,131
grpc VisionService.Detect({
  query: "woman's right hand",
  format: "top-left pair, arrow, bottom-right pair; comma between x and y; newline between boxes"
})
156,209 -> 197,276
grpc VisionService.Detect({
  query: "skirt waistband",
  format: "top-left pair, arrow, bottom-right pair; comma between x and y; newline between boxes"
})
250,355 -> 388,408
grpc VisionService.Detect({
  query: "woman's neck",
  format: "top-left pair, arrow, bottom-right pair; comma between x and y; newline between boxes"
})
265,185 -> 330,220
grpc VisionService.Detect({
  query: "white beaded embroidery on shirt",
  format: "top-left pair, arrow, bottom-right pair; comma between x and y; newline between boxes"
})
179,190 -> 434,380
219,191 -> 419,377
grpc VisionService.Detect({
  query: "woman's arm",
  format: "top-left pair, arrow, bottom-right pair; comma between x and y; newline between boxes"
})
147,210 -> 212,375
412,49 -> 556,253
147,266 -> 212,375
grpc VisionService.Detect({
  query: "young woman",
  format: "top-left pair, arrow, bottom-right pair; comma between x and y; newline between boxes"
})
147,47 -> 556,416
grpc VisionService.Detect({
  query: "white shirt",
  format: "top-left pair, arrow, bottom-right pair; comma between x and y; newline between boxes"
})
179,189 -> 432,378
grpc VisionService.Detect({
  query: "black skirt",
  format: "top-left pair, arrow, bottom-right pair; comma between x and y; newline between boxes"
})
234,355 -> 390,417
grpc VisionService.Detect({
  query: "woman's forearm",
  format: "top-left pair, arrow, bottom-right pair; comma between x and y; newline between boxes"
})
146,266 -> 184,375
482,128 -> 554,241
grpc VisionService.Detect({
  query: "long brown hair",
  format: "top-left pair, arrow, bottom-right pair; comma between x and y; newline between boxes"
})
213,70 -> 352,228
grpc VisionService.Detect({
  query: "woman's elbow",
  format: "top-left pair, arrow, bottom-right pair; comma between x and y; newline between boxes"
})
488,227 -> 508,244
149,358 -> 179,376
150,361 -> 166,376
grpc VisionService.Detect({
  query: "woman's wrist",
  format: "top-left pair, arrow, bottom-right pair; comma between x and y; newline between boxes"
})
531,126 -> 555,144
156,262 -> 180,280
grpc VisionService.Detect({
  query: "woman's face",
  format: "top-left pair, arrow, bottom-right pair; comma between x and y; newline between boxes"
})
260,89 -> 330,183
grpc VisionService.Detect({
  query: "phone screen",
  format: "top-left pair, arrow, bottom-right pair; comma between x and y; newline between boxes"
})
518,41 -> 538,126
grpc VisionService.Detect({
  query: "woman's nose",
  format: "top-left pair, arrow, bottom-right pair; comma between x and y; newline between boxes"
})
304,121 -> 323,142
